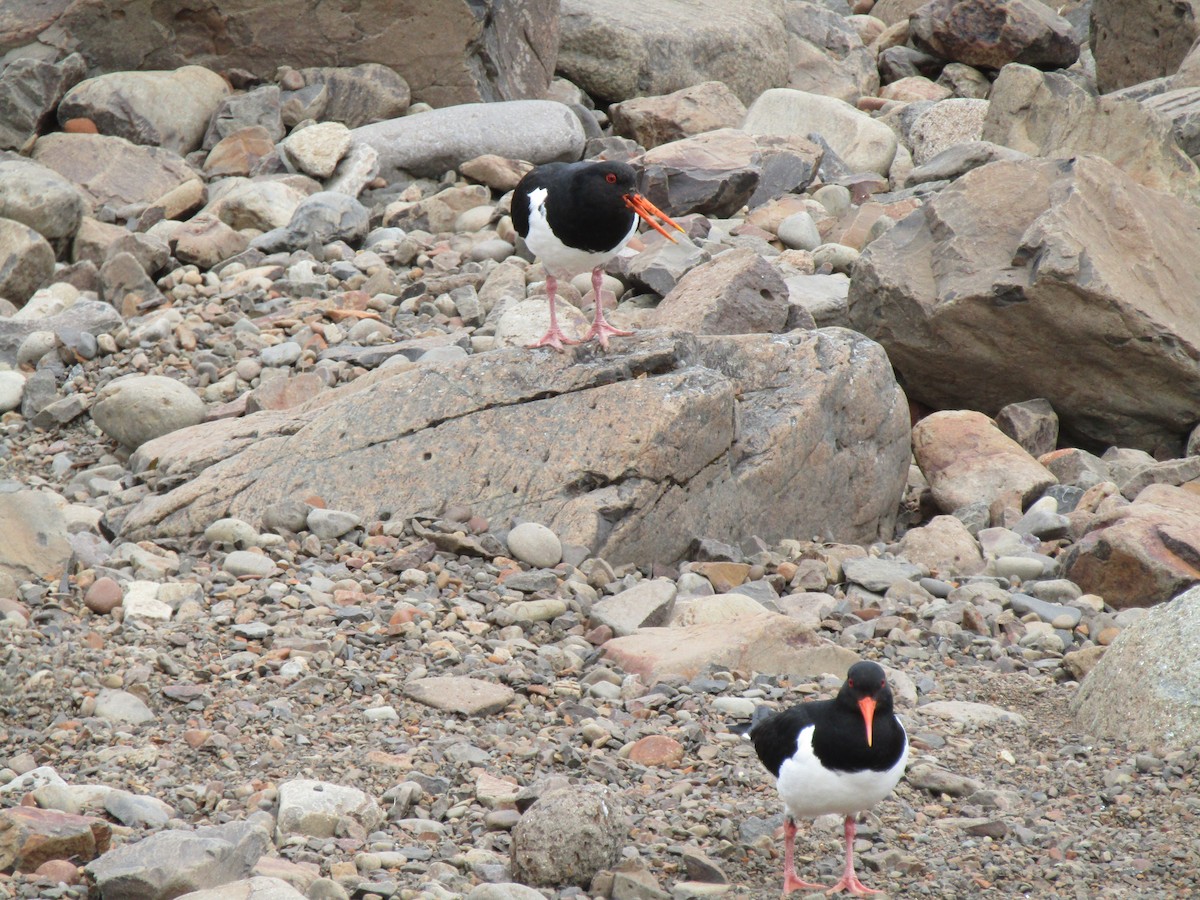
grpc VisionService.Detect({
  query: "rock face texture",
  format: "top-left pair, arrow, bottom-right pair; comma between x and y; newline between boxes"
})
556,0 -> 789,105
118,330 -> 910,565
1072,582 -> 1200,749
1090,0 -> 1200,93
0,0 -> 560,107
848,154 -> 1200,452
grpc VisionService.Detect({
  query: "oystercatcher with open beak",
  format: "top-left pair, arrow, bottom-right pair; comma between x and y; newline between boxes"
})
511,160 -> 684,351
736,661 -> 908,896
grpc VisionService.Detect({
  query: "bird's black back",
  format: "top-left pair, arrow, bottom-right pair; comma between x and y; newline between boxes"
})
512,161 -> 639,253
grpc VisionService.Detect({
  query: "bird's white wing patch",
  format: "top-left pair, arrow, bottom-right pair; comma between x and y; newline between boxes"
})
522,184 -> 633,279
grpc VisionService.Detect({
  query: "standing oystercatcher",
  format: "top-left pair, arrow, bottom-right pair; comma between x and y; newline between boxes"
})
511,160 -> 684,351
737,661 -> 908,896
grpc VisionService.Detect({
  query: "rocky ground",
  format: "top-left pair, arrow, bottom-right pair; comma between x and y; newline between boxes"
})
5,0 -> 1200,898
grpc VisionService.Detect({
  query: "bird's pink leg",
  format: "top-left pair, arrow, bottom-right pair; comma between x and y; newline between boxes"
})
825,815 -> 883,896
528,274 -> 580,351
782,817 -> 826,895
579,266 -> 633,350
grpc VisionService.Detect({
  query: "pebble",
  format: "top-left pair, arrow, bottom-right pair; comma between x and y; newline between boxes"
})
221,550 -> 279,578
306,507 -> 361,539
505,521 -> 563,568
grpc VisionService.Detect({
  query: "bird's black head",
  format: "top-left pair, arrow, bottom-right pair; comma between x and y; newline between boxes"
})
571,161 -> 640,202
839,661 -> 894,747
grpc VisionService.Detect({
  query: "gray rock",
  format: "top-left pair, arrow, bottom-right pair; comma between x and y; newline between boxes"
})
908,98 -> 990,167
995,398 -> 1058,458
905,140 -> 1029,188
100,251 -> 167,314
120,331 -> 911,567
506,521 -> 563,568
294,63 -> 410,128
842,557 -> 926,592
92,375 -> 206,450
468,884 -> 546,900
94,689 -> 155,725
252,191 -> 369,253
0,370 -> 24,413
260,341 -> 303,367
221,551 -> 279,579
1010,593 -> 1082,628
649,248 -> 790,336
1091,0 -> 1200,94
777,211 -> 822,251
918,700 -> 1028,728
103,790 -> 174,828
1072,583 -> 1200,749
352,101 -> 586,181
621,236 -> 710,297
0,157 -> 87,253
590,579 -> 678,636
58,67 -> 230,156
0,218 -> 54,307
275,779 -> 385,840
510,785 -> 625,886
175,876 -> 309,900
403,676 -> 516,716
744,88 -> 898,176
558,0 -> 788,105
0,489 -> 73,582
0,53 -> 86,153
905,762 -> 983,797
203,85 -> 285,149
306,507 -> 361,539
86,818 -> 271,899
278,122 -> 353,179
784,272 -> 849,327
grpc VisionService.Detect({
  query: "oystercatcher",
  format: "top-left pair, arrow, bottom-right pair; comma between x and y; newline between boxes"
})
737,661 -> 908,896
511,160 -> 684,351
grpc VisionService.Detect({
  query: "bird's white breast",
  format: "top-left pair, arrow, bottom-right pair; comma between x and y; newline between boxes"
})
522,186 -> 637,278
776,724 -> 908,819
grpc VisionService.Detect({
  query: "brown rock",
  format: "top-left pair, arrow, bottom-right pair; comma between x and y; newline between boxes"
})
459,154 -> 533,192
83,576 -> 123,614
982,65 -> 1200,202
1092,0 -> 1200,94
849,155 -> 1200,450
31,133 -> 202,211
611,81 -> 747,150
169,216 -> 251,270
99,251 -> 166,316
689,561 -> 752,593
649,248 -> 790,336
910,0 -> 1079,70
602,611 -> 861,682
995,398 -> 1058,458
897,515 -> 986,577
879,75 -> 952,102
34,858 -> 81,884
204,126 -> 277,178
626,735 -> 685,767
638,129 -> 823,217
0,54 -> 87,154
0,807 -> 111,873
912,410 -> 1056,513
1063,483 -> 1200,608
71,217 -> 128,268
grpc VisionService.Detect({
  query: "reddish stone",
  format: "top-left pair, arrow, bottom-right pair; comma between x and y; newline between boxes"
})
627,735 -> 685,768
83,577 -> 123,614
62,118 -> 98,134
34,858 -> 81,884
0,807 -> 111,873
689,562 -> 751,593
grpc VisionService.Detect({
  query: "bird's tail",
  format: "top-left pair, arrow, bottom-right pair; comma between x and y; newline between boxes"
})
728,705 -> 774,738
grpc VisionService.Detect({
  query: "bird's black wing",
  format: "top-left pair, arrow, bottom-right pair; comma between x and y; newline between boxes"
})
748,703 -> 825,777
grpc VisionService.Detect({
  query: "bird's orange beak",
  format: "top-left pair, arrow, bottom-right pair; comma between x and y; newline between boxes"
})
624,193 -> 685,243
858,696 -> 876,748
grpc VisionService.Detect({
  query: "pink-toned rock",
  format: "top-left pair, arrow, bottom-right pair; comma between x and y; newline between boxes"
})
83,576 -> 123,614
879,75 -> 952,102
1063,483 -> 1200,609
458,154 -> 533,193
602,612 -> 860,682
897,514 -> 985,577
245,373 -> 327,413
169,215 -> 251,270
0,807 -> 111,873
626,735 -> 685,768
611,81 -> 747,150
33,858 -> 80,884
912,410 -> 1056,513
204,126 -> 277,177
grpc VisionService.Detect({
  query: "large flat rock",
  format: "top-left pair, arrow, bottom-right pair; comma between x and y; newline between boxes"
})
117,329 -> 910,566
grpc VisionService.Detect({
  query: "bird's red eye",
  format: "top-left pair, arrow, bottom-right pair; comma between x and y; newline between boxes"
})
605,173 -> 617,184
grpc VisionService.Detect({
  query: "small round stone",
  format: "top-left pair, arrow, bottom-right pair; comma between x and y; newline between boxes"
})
84,577 -> 124,614
506,522 -> 562,568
